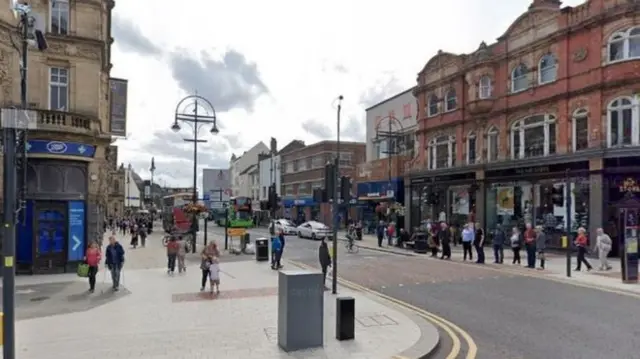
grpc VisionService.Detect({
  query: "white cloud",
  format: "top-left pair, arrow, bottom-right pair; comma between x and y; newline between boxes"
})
111,0 -> 587,188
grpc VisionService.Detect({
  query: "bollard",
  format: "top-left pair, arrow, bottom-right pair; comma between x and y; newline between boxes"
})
562,235 -> 571,277
336,297 -> 355,340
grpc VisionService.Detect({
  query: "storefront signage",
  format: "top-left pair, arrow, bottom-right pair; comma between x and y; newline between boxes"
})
486,161 -> 589,178
619,178 -> 640,193
27,140 -> 96,158
411,172 -> 475,185
282,197 -> 316,207
356,180 -> 401,198
67,201 -> 85,262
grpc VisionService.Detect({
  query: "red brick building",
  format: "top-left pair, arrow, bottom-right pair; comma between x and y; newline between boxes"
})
280,140 -> 364,226
407,0 -> 640,254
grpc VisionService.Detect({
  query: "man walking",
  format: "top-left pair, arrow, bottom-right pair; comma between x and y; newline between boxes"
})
493,225 -> 505,264
105,235 -> 125,291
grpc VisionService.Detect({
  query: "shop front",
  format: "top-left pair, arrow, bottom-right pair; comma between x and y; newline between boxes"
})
484,160 -> 591,249
408,170 -> 478,230
281,197 -> 318,224
356,178 -> 404,230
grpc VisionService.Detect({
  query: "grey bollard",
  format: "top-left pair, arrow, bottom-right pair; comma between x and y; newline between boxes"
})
336,297 -> 355,340
278,270 -> 324,351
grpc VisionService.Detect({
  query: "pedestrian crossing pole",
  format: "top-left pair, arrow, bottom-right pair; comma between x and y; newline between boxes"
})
332,96 -> 343,295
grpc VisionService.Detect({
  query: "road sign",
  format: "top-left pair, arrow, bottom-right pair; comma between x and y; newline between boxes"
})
226,228 -> 246,237
203,194 -> 210,201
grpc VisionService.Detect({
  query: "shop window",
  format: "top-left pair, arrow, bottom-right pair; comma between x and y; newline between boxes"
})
445,89 -> 457,112
511,114 -> 556,159
607,97 -> 638,147
478,76 -> 492,99
572,109 -> 589,152
409,184 -> 447,229
428,94 -> 439,117
538,54 -> 557,84
607,27 -> 640,62
511,64 -> 528,93
449,186 -> 475,226
467,132 -> 476,164
428,135 -> 455,169
487,127 -> 499,162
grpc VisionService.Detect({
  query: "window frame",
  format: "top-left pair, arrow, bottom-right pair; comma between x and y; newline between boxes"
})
571,108 -> 589,152
538,54 -> 557,84
428,135 -> 455,169
607,97 -> 639,147
49,67 -> 69,111
427,94 -> 439,117
445,88 -> 457,112
466,132 -> 476,165
607,27 -> 640,63
49,0 -> 70,35
510,114 -> 556,159
511,64 -> 529,93
487,127 -> 499,162
478,76 -> 492,99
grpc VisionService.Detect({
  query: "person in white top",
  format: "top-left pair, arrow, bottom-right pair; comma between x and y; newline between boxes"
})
595,227 -> 612,271
209,257 -> 221,294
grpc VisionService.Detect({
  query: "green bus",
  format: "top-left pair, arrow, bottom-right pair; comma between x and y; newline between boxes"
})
217,196 -> 254,228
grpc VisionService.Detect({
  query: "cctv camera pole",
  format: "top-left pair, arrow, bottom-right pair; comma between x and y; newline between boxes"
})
3,10 -> 29,359
332,96 -> 343,295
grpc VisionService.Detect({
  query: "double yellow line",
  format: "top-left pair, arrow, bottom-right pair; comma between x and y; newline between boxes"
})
288,260 -> 477,359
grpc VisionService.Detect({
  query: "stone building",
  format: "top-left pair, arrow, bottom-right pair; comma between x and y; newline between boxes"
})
0,0 -> 116,273
407,0 -> 640,256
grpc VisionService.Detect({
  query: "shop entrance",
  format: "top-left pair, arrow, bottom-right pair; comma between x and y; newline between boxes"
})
33,201 -> 67,273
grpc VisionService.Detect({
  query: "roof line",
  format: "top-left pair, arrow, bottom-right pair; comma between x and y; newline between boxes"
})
364,87 -> 416,111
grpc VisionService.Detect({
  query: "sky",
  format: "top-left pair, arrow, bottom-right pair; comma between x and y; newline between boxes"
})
111,0 -> 586,189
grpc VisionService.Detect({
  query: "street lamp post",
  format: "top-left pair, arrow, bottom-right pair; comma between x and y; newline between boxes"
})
150,157 -> 156,221
374,116 -> 405,218
126,163 -> 131,212
331,95 -> 343,295
171,94 -> 219,253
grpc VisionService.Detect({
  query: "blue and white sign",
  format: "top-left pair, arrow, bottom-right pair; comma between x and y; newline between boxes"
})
203,194 -> 210,201
68,201 -> 86,261
27,140 -> 96,158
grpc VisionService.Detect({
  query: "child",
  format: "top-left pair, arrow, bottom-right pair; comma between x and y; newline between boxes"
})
209,257 -> 220,294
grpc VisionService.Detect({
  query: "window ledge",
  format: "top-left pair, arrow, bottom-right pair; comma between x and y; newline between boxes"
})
604,57 -> 640,66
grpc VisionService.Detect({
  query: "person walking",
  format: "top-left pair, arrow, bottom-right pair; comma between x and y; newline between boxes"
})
493,225 -> 506,264
177,235 -> 188,273
535,225 -> 547,270
474,222 -> 485,264
376,220 -> 386,247
524,223 -> 536,268
271,234 -> 283,270
166,236 -> 179,275
574,227 -> 592,271
318,238 -> 332,289
461,223 -> 474,261
510,227 -> 522,265
595,227 -> 613,271
438,222 -> 451,260
200,242 -> 220,291
105,235 -> 125,291
84,240 -> 102,293
139,224 -> 148,248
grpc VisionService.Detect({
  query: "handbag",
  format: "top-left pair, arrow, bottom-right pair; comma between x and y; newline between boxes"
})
77,263 -> 90,278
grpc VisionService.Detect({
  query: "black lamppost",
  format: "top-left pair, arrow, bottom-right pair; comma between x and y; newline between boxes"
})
149,157 -> 156,220
126,163 -> 132,211
374,116 -> 405,212
171,94 -> 219,253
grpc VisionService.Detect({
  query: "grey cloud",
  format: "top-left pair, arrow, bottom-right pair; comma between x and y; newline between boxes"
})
141,130 -> 229,170
301,119 -> 332,139
359,75 -> 405,108
169,49 -> 269,113
342,116 -> 365,142
222,133 -> 243,150
111,16 -> 161,55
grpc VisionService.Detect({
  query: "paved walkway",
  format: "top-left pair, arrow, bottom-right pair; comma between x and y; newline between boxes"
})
338,231 -> 640,295
13,229 -> 439,359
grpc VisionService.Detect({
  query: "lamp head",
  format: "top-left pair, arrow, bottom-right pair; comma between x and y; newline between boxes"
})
210,125 -> 219,135
171,122 -> 181,132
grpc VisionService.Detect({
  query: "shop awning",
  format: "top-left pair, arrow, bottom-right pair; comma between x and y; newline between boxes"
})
358,196 -> 393,201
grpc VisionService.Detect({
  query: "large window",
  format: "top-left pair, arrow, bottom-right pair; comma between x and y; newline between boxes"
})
50,0 -> 69,35
572,109 -> 589,152
607,97 -> 638,147
285,162 -> 294,173
311,155 -> 324,168
467,132 -> 476,164
284,184 -> 294,196
608,27 -> 640,62
479,76 -> 492,99
428,94 -> 438,117
511,115 -> 556,159
428,135 -> 455,169
487,127 -> 499,162
297,182 -> 310,195
538,54 -> 557,84
49,67 -> 68,110
296,158 -> 307,171
511,64 -> 529,93
445,89 -> 457,111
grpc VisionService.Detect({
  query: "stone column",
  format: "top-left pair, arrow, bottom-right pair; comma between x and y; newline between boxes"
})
475,170 -> 485,228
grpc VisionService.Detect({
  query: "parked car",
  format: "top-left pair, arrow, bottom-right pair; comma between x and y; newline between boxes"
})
296,221 -> 332,240
269,219 -> 297,235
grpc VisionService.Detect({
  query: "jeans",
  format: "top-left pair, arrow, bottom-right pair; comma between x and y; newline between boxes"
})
201,269 -> 210,289
88,266 -> 98,290
462,242 -> 473,260
272,250 -> 282,268
526,245 -> 536,268
512,247 -> 521,264
321,266 -> 328,286
474,244 -> 485,263
576,246 -> 592,270
167,254 -> 177,272
377,235 -> 383,247
538,251 -> 545,269
493,244 -> 504,263
109,266 -> 121,288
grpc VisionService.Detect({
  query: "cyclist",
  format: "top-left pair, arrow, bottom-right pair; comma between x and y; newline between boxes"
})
346,224 -> 356,251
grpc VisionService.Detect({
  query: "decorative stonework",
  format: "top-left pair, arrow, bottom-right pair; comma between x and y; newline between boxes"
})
0,47 -> 13,102
573,48 -> 588,62
47,41 -> 101,61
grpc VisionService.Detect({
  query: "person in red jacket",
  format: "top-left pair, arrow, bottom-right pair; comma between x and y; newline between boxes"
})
574,227 -> 592,271
84,241 -> 102,293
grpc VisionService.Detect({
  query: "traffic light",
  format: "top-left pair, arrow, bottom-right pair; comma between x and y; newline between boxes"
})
324,162 -> 336,201
268,184 -> 280,211
340,176 -> 351,203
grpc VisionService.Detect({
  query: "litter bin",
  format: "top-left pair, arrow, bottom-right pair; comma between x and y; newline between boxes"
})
255,238 -> 269,261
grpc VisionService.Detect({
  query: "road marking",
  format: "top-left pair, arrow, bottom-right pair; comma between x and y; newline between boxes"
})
288,260 -> 475,359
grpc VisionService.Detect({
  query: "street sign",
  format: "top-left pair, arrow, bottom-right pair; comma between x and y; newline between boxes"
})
226,228 -> 246,237
203,194 -> 210,201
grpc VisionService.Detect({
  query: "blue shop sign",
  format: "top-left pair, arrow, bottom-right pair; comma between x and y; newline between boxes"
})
357,180 -> 401,198
27,140 -> 96,158
282,197 -> 316,207
68,201 -> 86,261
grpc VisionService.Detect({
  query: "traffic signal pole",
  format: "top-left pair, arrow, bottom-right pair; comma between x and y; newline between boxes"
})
332,96 -> 343,295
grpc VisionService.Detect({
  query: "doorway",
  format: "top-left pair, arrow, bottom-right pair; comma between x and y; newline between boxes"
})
33,201 -> 67,272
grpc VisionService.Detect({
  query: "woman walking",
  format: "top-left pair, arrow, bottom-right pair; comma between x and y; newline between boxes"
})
535,225 -> 547,270
574,227 -> 592,271
524,223 -> 536,268
200,242 -> 220,291
510,227 -> 521,265
595,227 -> 613,271
84,241 -> 101,293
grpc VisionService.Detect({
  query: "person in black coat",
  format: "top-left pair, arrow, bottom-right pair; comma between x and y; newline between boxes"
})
438,222 -> 451,259
318,238 -> 331,289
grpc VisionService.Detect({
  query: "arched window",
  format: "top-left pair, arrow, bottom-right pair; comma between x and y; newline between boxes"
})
607,97 -> 639,147
510,114 -> 556,159
608,28 -> 640,62
428,94 -> 439,117
478,76 -> 492,99
511,64 -> 528,92
538,54 -> 557,84
466,132 -> 476,164
445,88 -> 457,111
428,135 -> 455,169
572,108 -> 589,152
486,127 -> 499,162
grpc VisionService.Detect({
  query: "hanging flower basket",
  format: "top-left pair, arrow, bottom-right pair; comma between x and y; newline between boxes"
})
184,203 -> 208,214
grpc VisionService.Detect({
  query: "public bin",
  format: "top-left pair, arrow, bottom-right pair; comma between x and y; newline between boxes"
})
255,238 -> 269,261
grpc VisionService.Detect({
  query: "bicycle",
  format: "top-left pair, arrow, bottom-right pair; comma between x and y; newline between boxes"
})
345,236 -> 359,253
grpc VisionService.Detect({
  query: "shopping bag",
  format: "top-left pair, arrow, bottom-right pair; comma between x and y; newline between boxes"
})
77,263 -> 90,278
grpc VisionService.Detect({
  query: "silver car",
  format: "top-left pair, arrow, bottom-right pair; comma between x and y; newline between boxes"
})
296,221 -> 332,240
270,219 -> 297,235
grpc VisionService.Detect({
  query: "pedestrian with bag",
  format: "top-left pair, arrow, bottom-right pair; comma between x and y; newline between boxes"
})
318,237 -> 331,289
105,235 -> 125,291
595,227 -> 613,271
200,242 -> 219,291
574,227 -> 592,271
84,240 -> 102,293
510,227 -> 522,265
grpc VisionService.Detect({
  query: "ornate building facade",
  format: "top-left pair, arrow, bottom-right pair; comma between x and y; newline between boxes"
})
0,0 -> 115,273
407,0 -> 640,255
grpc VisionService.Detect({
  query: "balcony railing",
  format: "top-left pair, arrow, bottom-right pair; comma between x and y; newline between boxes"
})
36,109 -> 99,135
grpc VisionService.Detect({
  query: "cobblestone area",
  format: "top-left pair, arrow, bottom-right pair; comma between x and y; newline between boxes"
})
16,259 -> 433,358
